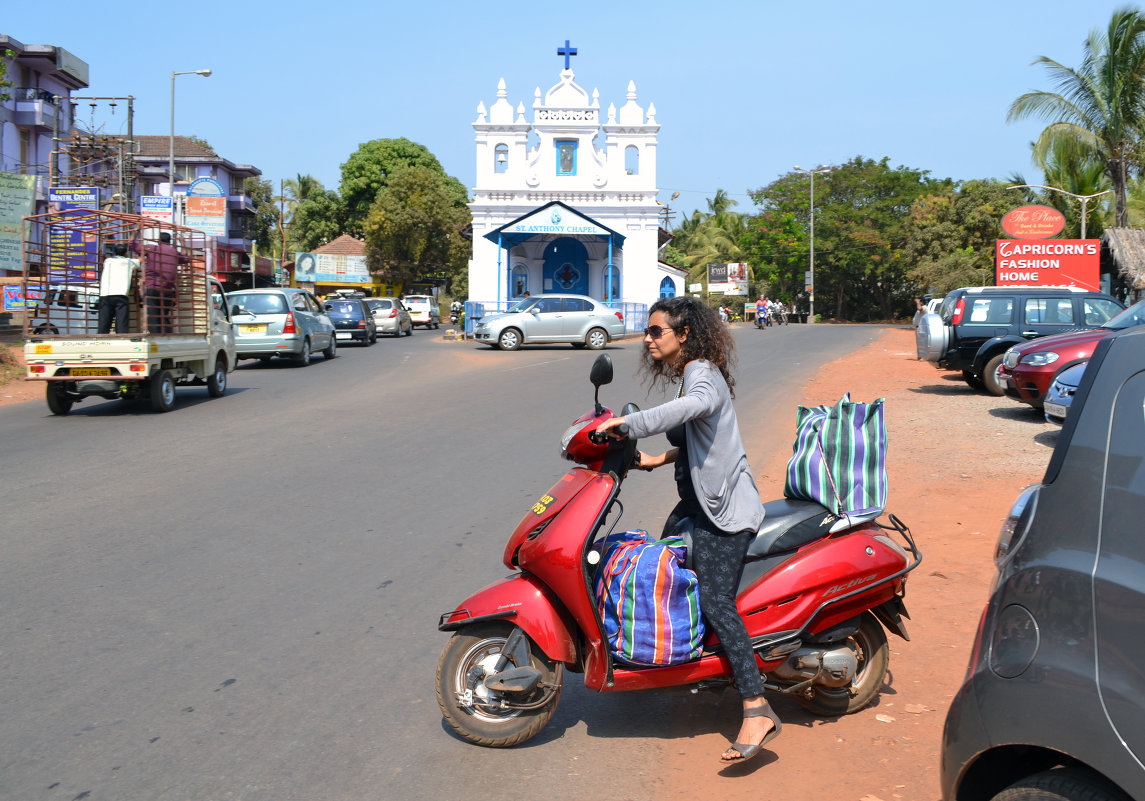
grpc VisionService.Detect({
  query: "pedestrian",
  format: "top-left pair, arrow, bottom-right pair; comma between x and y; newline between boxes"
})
97,243 -> 139,334
594,296 -> 782,764
719,304 -> 729,323
912,297 -> 925,329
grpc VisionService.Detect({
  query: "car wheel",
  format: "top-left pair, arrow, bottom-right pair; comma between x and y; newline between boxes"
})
585,328 -> 608,350
207,355 -> 227,397
982,353 -> 1007,396
149,369 -> 176,412
364,332 -> 374,346
498,328 -> 522,351
962,369 -> 985,391
323,334 -> 337,359
433,318 -> 440,330
35,325 -> 60,335
991,767 -> 1132,801
369,331 -> 377,344
46,384 -> 73,416
294,339 -> 312,366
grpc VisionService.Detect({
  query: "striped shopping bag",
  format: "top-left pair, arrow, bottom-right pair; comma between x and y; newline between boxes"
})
593,530 -> 705,666
783,393 -> 888,520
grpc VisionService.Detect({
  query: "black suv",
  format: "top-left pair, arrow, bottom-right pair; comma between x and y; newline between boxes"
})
325,297 -> 377,345
916,286 -> 1121,395
941,326 -> 1145,801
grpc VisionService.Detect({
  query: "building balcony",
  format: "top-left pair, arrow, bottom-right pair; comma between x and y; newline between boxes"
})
14,88 -> 59,130
227,194 -> 254,213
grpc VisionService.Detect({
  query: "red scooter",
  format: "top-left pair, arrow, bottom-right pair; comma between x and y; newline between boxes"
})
436,354 -> 921,747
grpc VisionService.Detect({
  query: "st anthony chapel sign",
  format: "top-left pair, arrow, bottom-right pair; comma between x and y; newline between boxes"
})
996,204 -> 1098,290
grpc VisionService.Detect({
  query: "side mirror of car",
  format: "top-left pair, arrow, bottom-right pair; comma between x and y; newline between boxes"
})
230,305 -> 241,316
324,303 -> 333,311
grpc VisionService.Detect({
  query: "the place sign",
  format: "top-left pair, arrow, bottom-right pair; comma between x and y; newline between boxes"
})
1001,205 -> 1065,240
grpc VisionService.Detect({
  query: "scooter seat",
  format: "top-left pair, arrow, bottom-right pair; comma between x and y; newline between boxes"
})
746,499 -> 838,558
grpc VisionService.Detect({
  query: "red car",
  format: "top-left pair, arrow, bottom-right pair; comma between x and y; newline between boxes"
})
1001,299 -> 1145,408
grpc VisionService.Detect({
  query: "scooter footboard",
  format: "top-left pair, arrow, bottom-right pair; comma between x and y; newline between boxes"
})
438,573 -> 579,665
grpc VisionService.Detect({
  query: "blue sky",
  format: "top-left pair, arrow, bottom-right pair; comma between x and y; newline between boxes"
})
5,1 -> 1134,220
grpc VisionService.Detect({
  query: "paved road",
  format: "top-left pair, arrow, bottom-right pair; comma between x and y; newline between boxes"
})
0,322 -> 886,801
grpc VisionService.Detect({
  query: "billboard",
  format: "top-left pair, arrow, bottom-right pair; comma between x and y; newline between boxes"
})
0,172 -> 36,273
140,195 -> 173,223
185,177 -> 226,236
48,187 -> 100,282
294,252 -> 370,284
708,262 -> 748,295
995,239 -> 1099,291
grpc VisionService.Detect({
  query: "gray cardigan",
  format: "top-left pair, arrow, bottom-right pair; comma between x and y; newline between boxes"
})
624,359 -> 764,533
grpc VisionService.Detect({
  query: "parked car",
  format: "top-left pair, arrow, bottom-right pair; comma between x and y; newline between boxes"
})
404,294 -> 440,329
916,285 -> 1122,396
1042,360 -> 1087,425
1000,298 -> 1145,409
28,284 -> 100,335
941,326 -> 1145,801
228,288 -> 337,366
326,296 -> 377,345
473,293 -> 625,351
365,296 -> 413,337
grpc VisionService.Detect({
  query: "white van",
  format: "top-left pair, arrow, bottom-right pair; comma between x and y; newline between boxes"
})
29,284 -> 100,335
404,294 -> 440,329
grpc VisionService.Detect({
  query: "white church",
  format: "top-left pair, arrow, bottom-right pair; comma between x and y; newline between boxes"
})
467,43 -> 684,316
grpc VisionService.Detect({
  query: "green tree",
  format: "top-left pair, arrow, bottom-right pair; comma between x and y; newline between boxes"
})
362,166 -> 470,289
244,177 -> 279,253
904,179 -> 1010,294
291,181 -> 346,253
340,138 -> 467,234
0,49 -> 14,103
1007,6 -> 1145,227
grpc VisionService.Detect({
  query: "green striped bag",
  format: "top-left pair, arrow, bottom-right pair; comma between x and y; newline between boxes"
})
783,393 -> 888,519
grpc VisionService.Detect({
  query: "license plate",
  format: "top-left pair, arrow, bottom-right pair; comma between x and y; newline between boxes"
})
71,367 -> 111,377
336,332 -> 353,340
1044,401 -> 1067,418
240,324 -> 267,334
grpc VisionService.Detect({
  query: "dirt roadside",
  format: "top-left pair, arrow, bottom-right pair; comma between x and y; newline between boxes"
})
0,329 -> 1051,800
662,326 -> 1052,801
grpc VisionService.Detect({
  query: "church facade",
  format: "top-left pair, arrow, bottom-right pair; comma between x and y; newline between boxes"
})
467,47 -> 683,312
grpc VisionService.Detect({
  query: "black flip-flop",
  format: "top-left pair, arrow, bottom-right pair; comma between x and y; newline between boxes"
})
721,705 -> 782,764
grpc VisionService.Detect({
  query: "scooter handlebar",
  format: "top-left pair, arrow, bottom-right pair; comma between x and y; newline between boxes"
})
589,423 -> 629,444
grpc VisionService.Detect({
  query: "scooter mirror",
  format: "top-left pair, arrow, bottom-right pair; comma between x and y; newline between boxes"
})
590,353 -> 613,387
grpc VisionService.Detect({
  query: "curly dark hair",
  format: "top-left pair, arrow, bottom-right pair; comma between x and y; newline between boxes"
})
640,296 -> 737,398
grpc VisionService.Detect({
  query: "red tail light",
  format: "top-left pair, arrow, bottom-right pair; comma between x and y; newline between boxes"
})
614,311 -> 623,322
389,309 -> 398,318
358,319 -> 366,328
283,312 -> 296,334
952,299 -> 964,326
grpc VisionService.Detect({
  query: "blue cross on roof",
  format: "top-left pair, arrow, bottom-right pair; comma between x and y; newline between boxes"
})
557,39 -> 578,70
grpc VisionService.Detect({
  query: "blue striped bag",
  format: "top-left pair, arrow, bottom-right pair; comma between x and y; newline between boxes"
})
783,393 -> 888,520
592,530 -> 705,666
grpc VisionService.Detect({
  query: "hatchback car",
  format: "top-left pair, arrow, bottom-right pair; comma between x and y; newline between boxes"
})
473,294 -> 626,351
326,297 -> 377,345
365,296 -> 413,337
941,327 -> 1145,801
28,284 -> 101,335
228,288 -> 337,366
1000,298 -> 1145,409
1042,360 -> 1086,425
404,295 -> 440,329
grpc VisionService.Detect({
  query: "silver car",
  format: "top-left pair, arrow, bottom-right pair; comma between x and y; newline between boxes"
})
228,288 -> 337,366
365,296 -> 413,337
473,294 -> 626,351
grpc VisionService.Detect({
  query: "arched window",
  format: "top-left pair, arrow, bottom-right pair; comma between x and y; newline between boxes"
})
494,144 -> 509,174
659,277 -> 676,299
625,145 -> 639,175
511,264 -> 528,297
604,264 -> 620,301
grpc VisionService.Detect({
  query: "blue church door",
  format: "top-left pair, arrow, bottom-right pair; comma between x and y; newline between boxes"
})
543,237 -> 589,296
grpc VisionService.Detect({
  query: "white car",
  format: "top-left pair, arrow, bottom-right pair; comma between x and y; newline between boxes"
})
473,294 -> 626,351
29,284 -> 100,335
404,295 -> 440,329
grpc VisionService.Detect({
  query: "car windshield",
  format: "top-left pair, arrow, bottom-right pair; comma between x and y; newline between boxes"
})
1103,299 -> 1145,331
328,301 -> 361,316
230,293 -> 287,314
507,299 -> 538,313
369,299 -> 393,310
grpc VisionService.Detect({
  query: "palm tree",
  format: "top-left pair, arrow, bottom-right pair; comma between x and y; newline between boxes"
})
1007,6 -> 1145,227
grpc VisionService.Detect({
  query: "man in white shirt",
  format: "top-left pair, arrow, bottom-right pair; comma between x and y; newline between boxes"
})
98,244 -> 139,333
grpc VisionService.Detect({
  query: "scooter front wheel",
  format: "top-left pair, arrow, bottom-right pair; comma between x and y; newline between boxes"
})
436,622 -> 563,747
795,611 -> 889,717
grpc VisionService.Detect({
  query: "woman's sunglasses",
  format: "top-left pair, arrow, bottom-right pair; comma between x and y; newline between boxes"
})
643,325 -> 676,339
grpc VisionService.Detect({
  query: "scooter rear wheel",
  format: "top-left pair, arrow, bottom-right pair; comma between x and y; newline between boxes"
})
795,611 -> 889,716
436,622 -> 563,747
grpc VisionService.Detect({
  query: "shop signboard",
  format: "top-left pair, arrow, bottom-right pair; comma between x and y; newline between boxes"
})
995,239 -> 1099,291
0,172 -> 36,274
185,177 -> 226,237
140,195 -> 174,223
48,187 -> 100,282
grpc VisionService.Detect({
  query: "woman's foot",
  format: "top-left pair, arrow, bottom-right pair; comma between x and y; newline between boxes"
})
720,701 -> 782,763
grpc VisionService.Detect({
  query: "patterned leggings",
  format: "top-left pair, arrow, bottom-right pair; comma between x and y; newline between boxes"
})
665,503 -> 765,699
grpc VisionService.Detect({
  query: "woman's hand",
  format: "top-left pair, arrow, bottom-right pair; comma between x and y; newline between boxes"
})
594,416 -> 628,440
635,449 -> 677,471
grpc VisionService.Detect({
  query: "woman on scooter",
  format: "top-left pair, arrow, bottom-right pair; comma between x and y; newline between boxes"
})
594,296 -> 782,764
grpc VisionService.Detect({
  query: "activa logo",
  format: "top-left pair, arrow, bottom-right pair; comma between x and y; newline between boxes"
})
824,573 -> 878,597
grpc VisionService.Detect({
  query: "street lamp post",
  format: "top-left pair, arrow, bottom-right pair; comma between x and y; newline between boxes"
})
170,69 -> 212,224
1007,184 -> 1112,240
794,165 -> 832,323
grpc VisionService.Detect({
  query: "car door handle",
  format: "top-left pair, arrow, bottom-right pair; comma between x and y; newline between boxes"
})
1021,331 -> 1038,337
